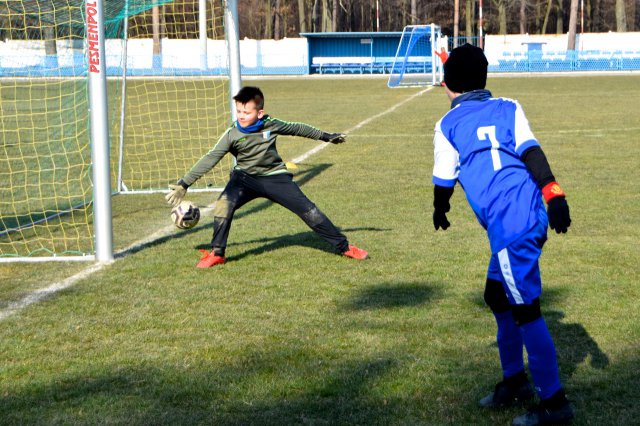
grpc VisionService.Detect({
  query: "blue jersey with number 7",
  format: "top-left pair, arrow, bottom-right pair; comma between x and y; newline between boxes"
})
432,90 -> 546,253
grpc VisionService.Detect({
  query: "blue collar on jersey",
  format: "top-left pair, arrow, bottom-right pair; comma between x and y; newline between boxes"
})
451,89 -> 492,109
236,117 -> 265,133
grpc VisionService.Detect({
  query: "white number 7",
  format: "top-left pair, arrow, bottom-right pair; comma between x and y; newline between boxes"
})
477,126 -> 502,171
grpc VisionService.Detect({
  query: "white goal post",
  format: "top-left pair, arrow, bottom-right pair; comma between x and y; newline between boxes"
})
388,23 -> 444,88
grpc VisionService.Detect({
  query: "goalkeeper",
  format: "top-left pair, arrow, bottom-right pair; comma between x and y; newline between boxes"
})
166,86 -> 368,268
431,44 -> 573,426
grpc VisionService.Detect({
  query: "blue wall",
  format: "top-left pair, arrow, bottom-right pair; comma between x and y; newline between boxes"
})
302,32 -> 418,74
302,31 -> 403,59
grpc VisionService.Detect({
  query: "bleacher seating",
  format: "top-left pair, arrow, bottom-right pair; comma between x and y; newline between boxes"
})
311,57 -> 398,74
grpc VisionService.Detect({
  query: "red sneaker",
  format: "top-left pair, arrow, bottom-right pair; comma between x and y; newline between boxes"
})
342,244 -> 369,260
196,249 -> 226,268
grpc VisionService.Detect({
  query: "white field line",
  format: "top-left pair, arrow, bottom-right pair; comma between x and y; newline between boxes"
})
291,86 -> 434,164
0,263 -> 106,321
0,86 -> 434,322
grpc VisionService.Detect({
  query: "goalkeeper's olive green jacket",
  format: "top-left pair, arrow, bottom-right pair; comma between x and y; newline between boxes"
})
181,115 -> 324,186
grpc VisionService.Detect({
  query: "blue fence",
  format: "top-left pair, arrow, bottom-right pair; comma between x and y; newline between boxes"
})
1,42 -> 639,78
492,49 -> 640,72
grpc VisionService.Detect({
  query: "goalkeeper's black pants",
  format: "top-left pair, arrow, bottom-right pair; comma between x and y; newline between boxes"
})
209,170 -> 349,257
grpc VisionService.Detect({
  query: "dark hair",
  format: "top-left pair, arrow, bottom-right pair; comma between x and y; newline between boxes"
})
444,43 -> 488,93
233,86 -> 265,109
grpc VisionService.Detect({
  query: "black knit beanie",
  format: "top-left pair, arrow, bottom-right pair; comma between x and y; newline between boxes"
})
444,43 -> 488,93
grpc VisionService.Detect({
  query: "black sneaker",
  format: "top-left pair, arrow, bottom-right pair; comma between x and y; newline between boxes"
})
512,390 -> 574,426
479,374 -> 535,408
512,401 -> 574,425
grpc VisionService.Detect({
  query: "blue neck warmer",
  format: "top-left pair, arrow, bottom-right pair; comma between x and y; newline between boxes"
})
451,89 -> 492,109
236,117 -> 265,134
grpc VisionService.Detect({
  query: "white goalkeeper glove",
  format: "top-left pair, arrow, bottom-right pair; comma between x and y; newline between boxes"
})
165,181 -> 188,207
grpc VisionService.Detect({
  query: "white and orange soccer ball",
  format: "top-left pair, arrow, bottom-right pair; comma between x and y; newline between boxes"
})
170,200 -> 200,229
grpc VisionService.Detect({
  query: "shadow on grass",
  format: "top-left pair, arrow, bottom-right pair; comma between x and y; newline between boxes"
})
116,163 -> 361,259
215,226 -> 386,261
339,281 -> 442,311
469,287 -> 610,381
0,354 -> 410,426
545,309 -> 610,378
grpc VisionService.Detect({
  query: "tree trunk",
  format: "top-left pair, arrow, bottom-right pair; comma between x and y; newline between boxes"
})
312,0 -> 319,32
152,6 -> 160,55
556,0 -> 563,33
298,0 -> 307,33
616,0 -> 627,31
627,0 -> 635,31
321,0 -> 330,31
44,27 -> 56,55
520,0 -> 526,33
567,0 -> 579,49
535,0 -> 542,33
274,0 -> 281,39
466,0 -> 475,42
490,0 -> 507,35
264,0 -> 273,38
411,0 -> 417,25
453,0 -> 459,47
332,0 -> 338,31
541,0 -> 553,34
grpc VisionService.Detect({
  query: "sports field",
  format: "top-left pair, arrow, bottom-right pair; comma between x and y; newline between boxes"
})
0,75 -> 639,425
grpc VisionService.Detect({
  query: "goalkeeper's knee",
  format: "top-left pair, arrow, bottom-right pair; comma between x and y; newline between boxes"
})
213,195 -> 235,218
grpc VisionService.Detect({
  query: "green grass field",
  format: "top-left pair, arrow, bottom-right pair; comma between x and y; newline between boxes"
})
1,75 -> 639,425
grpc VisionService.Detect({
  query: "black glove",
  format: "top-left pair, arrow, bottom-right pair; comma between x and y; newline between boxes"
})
433,185 -> 454,231
320,132 -> 346,144
547,196 -> 571,234
433,210 -> 450,230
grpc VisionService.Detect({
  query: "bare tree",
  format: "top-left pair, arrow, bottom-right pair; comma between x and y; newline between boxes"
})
411,0 -> 417,25
321,0 -> 330,31
44,27 -> 56,56
627,0 -> 636,31
567,0 -> 579,49
332,0 -> 338,30
298,0 -> 307,32
454,0 -> 459,47
152,6 -> 160,55
519,0 -> 526,33
556,0 -> 563,33
312,0 -> 319,31
466,0 -> 475,41
274,0 -> 281,39
615,0 -> 627,30
541,0 -> 553,34
265,0 -> 273,38
491,0 -> 508,34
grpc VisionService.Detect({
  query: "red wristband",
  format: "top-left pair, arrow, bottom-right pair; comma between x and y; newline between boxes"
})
541,182 -> 566,203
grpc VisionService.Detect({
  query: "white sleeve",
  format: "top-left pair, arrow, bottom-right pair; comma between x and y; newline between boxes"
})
513,100 -> 538,152
432,120 -> 459,186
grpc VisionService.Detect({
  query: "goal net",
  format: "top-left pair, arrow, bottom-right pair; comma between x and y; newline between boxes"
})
388,24 -> 443,88
113,2 -> 233,194
0,1 -> 234,261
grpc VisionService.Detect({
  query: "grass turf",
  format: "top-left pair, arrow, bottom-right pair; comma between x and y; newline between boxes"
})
0,75 -> 639,425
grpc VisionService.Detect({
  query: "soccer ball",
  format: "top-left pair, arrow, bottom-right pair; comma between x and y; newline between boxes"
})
170,201 -> 201,229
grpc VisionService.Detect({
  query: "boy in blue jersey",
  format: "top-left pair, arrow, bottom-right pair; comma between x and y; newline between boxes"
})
432,44 -> 574,426
166,86 -> 368,267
